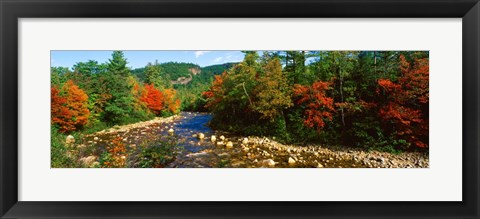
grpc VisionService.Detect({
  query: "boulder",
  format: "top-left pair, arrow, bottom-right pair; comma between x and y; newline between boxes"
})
226,141 -> 233,148
242,138 -> 248,145
219,135 -> 225,141
288,157 -> 296,165
216,141 -> 224,146
168,128 -> 174,134
198,133 -> 205,139
263,159 -> 275,167
65,135 -> 75,144
211,135 -> 217,142
93,137 -> 99,141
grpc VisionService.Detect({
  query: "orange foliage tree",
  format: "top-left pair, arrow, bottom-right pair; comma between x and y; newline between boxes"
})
140,83 -> 164,115
51,80 -> 90,132
293,81 -> 335,132
51,86 -> 72,132
203,72 -> 226,110
377,55 -> 429,148
163,88 -> 181,114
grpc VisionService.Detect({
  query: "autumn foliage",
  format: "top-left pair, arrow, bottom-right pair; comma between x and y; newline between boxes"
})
203,73 -> 226,109
163,88 -> 181,114
139,83 -> 164,115
51,80 -> 90,132
377,55 -> 429,148
293,81 -> 335,132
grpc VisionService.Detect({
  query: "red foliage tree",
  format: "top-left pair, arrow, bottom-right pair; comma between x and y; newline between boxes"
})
140,84 -> 164,115
51,80 -> 90,132
377,55 -> 429,148
293,81 -> 335,132
203,72 -> 226,109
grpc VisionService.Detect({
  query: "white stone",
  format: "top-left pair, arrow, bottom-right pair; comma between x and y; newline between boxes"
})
219,135 -> 225,141
65,135 -> 75,144
168,128 -> 174,133
93,137 -> 99,141
216,141 -> 224,146
288,157 -> 296,164
211,135 -> 217,142
263,159 -> 275,166
198,133 -> 205,139
242,138 -> 248,145
226,141 -> 233,148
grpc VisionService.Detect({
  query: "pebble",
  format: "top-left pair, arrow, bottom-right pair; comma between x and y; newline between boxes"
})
226,141 -> 233,148
198,133 -> 205,139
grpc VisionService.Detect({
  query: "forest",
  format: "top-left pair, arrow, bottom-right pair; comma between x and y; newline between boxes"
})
51,50 -> 429,168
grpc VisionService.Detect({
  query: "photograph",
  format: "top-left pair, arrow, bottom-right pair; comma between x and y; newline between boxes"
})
50,50 -> 429,168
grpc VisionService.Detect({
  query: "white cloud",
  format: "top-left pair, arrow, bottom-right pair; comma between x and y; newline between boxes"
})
213,57 -> 223,63
212,53 -> 243,64
195,51 -> 210,58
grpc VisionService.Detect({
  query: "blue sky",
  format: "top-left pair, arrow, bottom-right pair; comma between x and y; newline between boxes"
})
51,51 -> 246,69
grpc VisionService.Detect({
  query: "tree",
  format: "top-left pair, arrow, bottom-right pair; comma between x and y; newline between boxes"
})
203,72 -> 226,110
103,51 -> 136,124
107,51 -> 130,77
377,55 -> 429,148
145,60 -> 170,89
51,86 -> 72,132
51,80 -> 90,132
293,81 -> 335,132
162,88 -> 181,115
253,57 -> 292,120
140,84 -> 164,115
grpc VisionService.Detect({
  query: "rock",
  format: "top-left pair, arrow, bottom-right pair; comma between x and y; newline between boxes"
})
211,135 -> 217,142
216,141 -> 224,146
168,128 -> 174,134
192,134 -> 197,138
93,137 -> 99,141
288,157 -> 296,164
65,135 -> 75,144
317,163 -> 324,168
79,155 -> 97,167
242,138 -> 248,144
219,135 -> 225,141
263,159 -> 275,167
198,133 -> 205,139
226,141 -> 233,148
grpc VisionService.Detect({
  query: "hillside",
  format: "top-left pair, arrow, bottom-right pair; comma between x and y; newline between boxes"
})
131,62 -> 201,83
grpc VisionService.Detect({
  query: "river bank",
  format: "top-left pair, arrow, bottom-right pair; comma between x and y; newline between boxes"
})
69,112 -> 428,168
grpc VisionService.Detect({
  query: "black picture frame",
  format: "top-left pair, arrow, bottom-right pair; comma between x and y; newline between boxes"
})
1,0 -> 479,218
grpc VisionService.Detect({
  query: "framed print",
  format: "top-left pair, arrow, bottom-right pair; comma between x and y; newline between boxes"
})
1,0 -> 479,218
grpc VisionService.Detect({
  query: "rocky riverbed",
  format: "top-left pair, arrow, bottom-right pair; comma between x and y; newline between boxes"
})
71,112 -> 428,168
